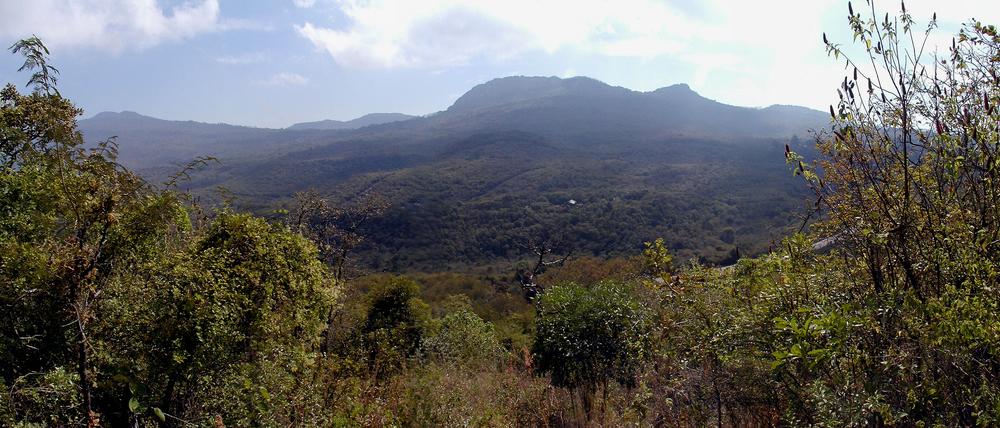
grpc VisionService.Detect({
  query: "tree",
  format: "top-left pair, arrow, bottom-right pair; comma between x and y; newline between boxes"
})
514,241 -> 572,302
781,1 -> 1000,423
9,36 -> 59,96
1,37 -> 339,426
132,212 -> 335,425
422,299 -> 503,368
358,276 -> 430,377
532,282 -> 652,420
1,37 -> 187,426
642,238 -> 674,278
285,189 -> 387,282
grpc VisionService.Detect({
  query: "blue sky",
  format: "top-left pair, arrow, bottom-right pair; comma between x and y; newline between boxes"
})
0,0 -> 996,128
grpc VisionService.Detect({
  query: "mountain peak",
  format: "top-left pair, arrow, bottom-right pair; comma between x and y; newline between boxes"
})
649,83 -> 698,97
448,75 -> 627,113
90,110 -> 150,120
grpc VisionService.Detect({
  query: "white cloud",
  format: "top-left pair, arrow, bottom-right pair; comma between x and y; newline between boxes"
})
217,52 -> 269,65
295,0 -> 700,69
0,0 -> 228,52
256,72 -> 309,86
294,0 -> 1000,68
293,0 -> 1000,110
293,0 -> 317,7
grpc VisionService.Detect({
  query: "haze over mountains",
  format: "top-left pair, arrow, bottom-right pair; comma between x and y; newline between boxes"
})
79,76 -> 828,270
79,76 -> 825,170
79,110 -> 419,169
287,113 -> 418,130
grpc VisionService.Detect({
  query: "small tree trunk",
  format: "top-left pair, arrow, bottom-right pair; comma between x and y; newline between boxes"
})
601,381 -> 609,426
69,268 -> 94,425
77,336 -> 93,422
581,385 -> 594,422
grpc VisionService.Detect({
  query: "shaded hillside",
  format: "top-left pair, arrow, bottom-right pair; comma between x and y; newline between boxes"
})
84,76 -> 828,270
78,111 -> 309,173
78,112 -> 425,175
203,129 -> 816,269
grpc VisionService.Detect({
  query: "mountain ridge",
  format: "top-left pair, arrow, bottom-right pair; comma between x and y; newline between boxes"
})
76,75 -> 827,269
81,76 -> 826,132
287,112 -> 419,130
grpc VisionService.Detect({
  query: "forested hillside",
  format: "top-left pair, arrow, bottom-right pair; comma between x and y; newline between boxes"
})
81,76 -> 826,270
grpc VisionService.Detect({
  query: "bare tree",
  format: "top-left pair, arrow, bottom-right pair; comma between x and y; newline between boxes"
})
515,238 -> 572,302
286,189 -> 388,282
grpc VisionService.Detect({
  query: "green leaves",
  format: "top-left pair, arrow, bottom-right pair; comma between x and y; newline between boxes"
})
641,237 -> 674,281
772,309 -> 851,370
9,37 -> 59,95
359,276 -> 430,375
422,306 -> 502,367
533,282 -> 652,391
153,407 -> 165,422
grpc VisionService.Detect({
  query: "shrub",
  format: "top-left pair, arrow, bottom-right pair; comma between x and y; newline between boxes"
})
533,281 -> 652,417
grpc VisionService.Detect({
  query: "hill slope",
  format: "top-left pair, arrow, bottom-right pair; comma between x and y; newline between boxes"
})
83,76 -> 827,270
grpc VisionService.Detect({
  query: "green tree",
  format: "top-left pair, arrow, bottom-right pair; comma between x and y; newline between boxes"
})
1,37 -> 339,426
780,2 -> 1000,424
642,237 -> 674,283
422,298 -> 503,368
1,37 -> 187,425
533,282 -> 652,419
128,212 -> 336,425
359,276 -> 430,377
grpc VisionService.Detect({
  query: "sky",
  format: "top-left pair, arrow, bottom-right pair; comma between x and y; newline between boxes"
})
0,0 -> 997,128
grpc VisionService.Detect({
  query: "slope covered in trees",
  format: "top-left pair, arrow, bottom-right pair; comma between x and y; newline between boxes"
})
80,75 -> 827,270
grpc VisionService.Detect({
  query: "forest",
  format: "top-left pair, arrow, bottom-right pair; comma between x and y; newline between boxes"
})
3,2 -> 1000,427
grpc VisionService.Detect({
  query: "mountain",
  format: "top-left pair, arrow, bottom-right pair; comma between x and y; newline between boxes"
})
79,111 -> 338,173
287,113 -> 418,130
433,76 -> 822,139
82,76 -> 828,270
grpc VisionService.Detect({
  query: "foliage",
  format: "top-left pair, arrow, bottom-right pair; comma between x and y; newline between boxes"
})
1,38 -> 338,426
2,368 -> 81,427
533,282 -> 653,417
9,36 -> 59,96
422,300 -> 504,368
123,212 -> 336,424
394,364 -> 557,427
1,38 -> 186,425
786,3 -> 1000,424
284,189 -> 387,281
642,234 -> 840,425
639,4 -> 1000,425
540,255 -> 643,287
268,132 -> 805,271
357,276 -> 431,377
642,238 -> 674,279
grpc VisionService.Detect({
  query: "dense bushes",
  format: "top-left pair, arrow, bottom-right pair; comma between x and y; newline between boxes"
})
132,212 -> 336,424
636,6 -> 1000,425
423,302 -> 504,367
533,282 -> 652,418
0,41 -> 342,425
358,276 -> 431,377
